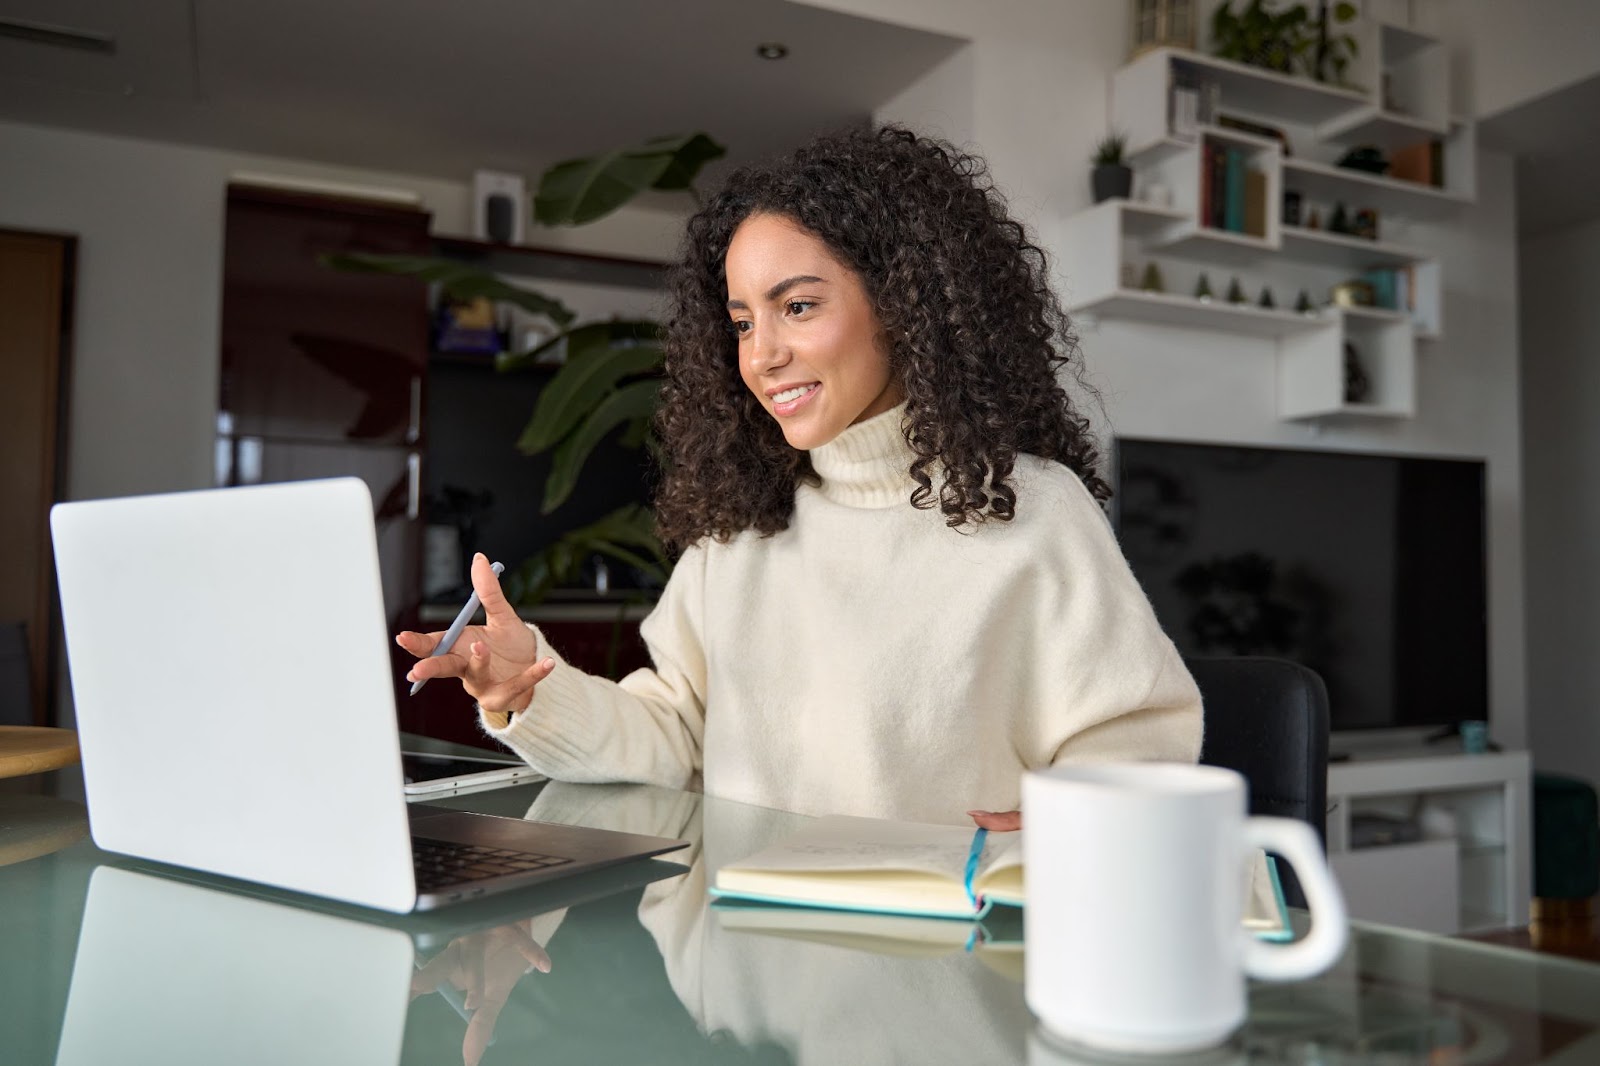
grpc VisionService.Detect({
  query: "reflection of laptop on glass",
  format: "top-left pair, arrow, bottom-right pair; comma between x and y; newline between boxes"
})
57,860 -> 688,1066
51,478 -> 687,912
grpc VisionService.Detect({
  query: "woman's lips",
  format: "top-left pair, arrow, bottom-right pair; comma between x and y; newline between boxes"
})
772,382 -> 820,416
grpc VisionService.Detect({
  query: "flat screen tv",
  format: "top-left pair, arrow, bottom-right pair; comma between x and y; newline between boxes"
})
1112,438 -> 1488,733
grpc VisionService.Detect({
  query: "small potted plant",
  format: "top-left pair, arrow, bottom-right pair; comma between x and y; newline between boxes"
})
1091,132 -> 1133,203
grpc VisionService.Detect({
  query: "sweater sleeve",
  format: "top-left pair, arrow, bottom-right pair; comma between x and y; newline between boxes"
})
477,544 -> 711,789
1017,466 -> 1203,769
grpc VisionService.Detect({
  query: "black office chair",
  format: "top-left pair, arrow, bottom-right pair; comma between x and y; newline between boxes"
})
1188,655 -> 1331,908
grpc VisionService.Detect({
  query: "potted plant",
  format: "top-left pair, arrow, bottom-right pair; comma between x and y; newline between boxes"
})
1210,0 -> 1358,83
326,133 -> 726,617
1091,132 -> 1133,203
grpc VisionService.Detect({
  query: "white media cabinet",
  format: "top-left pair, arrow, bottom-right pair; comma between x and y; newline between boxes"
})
1324,750 -> 1531,935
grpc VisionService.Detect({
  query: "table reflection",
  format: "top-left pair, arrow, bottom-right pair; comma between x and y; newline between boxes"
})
38,781 -> 1600,1066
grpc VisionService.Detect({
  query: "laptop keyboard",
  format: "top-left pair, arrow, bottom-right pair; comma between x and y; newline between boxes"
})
411,838 -> 573,893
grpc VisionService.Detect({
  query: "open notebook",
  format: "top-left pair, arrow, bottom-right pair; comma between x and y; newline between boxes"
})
709,814 -> 1289,939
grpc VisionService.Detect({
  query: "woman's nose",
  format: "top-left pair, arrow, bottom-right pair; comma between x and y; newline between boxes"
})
747,325 -> 790,374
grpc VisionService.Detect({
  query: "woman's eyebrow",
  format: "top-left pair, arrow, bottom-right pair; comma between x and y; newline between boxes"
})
726,274 -> 827,310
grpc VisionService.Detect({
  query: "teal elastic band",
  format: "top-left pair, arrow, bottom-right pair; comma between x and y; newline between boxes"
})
963,827 -> 988,911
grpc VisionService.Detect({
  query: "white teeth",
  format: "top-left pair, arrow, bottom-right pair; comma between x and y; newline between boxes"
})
774,384 -> 818,404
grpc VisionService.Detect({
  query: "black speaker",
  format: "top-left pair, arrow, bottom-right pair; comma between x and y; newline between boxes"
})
485,193 -> 515,243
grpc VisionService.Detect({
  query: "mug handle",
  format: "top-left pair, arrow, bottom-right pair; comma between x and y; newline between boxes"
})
1239,816 -> 1349,982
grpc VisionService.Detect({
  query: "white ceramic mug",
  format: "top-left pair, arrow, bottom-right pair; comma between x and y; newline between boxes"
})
1022,763 -> 1347,1054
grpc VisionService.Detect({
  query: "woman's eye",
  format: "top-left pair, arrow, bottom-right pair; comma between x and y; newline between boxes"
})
786,300 -> 813,316
727,320 -> 750,336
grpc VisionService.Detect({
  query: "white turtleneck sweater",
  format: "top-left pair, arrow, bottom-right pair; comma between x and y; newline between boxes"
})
480,405 -> 1201,824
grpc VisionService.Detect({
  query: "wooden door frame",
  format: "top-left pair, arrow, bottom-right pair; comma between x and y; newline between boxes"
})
0,228 -> 77,726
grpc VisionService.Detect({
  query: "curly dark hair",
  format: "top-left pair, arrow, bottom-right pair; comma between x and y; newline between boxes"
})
653,123 -> 1109,553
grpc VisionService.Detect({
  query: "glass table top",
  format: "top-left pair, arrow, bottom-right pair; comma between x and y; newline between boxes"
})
3,777 -> 1597,1066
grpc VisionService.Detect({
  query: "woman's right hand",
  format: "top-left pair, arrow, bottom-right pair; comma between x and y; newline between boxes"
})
396,553 -> 556,716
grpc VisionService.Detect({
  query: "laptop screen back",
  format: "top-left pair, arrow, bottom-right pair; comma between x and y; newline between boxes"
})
52,478 -> 418,911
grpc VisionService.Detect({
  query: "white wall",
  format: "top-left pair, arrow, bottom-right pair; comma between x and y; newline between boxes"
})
1438,0 -> 1600,119
810,0 -> 1529,751
2,2 -> 1538,756
0,118 -> 688,504
1519,218 -> 1600,782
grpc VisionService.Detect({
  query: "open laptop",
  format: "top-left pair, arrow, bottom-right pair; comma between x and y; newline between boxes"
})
51,477 -> 688,912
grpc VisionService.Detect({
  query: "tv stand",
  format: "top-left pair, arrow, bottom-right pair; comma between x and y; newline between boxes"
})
1325,750 -> 1531,935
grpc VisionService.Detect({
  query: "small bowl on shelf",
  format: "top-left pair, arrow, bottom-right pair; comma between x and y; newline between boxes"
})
1336,146 -> 1390,175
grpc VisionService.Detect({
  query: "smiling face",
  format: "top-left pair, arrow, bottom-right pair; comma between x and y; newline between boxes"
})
724,213 -> 904,451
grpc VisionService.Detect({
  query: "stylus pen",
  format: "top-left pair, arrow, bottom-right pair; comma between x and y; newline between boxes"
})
410,561 -> 504,696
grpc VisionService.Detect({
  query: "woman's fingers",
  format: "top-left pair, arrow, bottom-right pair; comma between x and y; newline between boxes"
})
476,658 -> 556,717
471,552 -> 517,624
405,648 -> 470,684
967,809 -> 1023,832
395,630 -> 444,656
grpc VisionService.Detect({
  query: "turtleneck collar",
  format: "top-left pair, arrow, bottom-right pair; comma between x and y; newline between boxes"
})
807,402 -> 916,508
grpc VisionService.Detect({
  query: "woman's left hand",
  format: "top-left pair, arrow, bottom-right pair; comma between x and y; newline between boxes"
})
968,809 -> 1021,832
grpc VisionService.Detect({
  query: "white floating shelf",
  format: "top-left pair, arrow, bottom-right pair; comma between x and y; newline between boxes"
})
1337,304 -> 1411,324
1072,289 -> 1330,339
1153,226 -> 1277,266
1381,22 -> 1438,64
1102,197 -> 1190,238
1315,401 -> 1413,419
1163,49 -> 1370,125
1318,108 -> 1451,152
1281,158 -> 1468,217
1197,122 -> 1283,152
1126,136 -> 1196,166
1279,225 -> 1432,270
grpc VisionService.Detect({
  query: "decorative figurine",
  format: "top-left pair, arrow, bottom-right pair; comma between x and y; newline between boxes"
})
1226,276 -> 1247,304
1344,341 -> 1373,404
1195,272 -> 1214,302
1258,286 -> 1276,309
1282,189 -> 1302,226
1140,262 -> 1166,293
1295,289 -> 1315,314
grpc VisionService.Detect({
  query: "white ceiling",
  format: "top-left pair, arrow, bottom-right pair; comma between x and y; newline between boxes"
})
1478,72 -> 1600,239
0,0 -> 966,188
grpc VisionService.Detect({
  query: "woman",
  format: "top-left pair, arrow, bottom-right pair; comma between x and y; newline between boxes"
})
397,125 -> 1201,827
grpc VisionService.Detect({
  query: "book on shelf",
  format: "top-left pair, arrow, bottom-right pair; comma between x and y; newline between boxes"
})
1224,148 -> 1246,233
708,813 -> 1290,939
1207,143 -> 1229,230
1170,85 -> 1200,138
1244,169 -> 1268,238
1361,268 -> 1419,312
1389,140 -> 1446,189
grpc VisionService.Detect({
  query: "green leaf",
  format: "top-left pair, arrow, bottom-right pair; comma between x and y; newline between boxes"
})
588,541 -> 668,583
578,504 -> 665,553
508,505 -> 669,607
535,152 -> 668,228
533,132 -> 726,226
541,380 -> 663,513
639,133 -> 726,192
1333,1 -> 1357,22
617,418 -> 651,449
320,252 -> 575,328
512,325 -> 663,452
